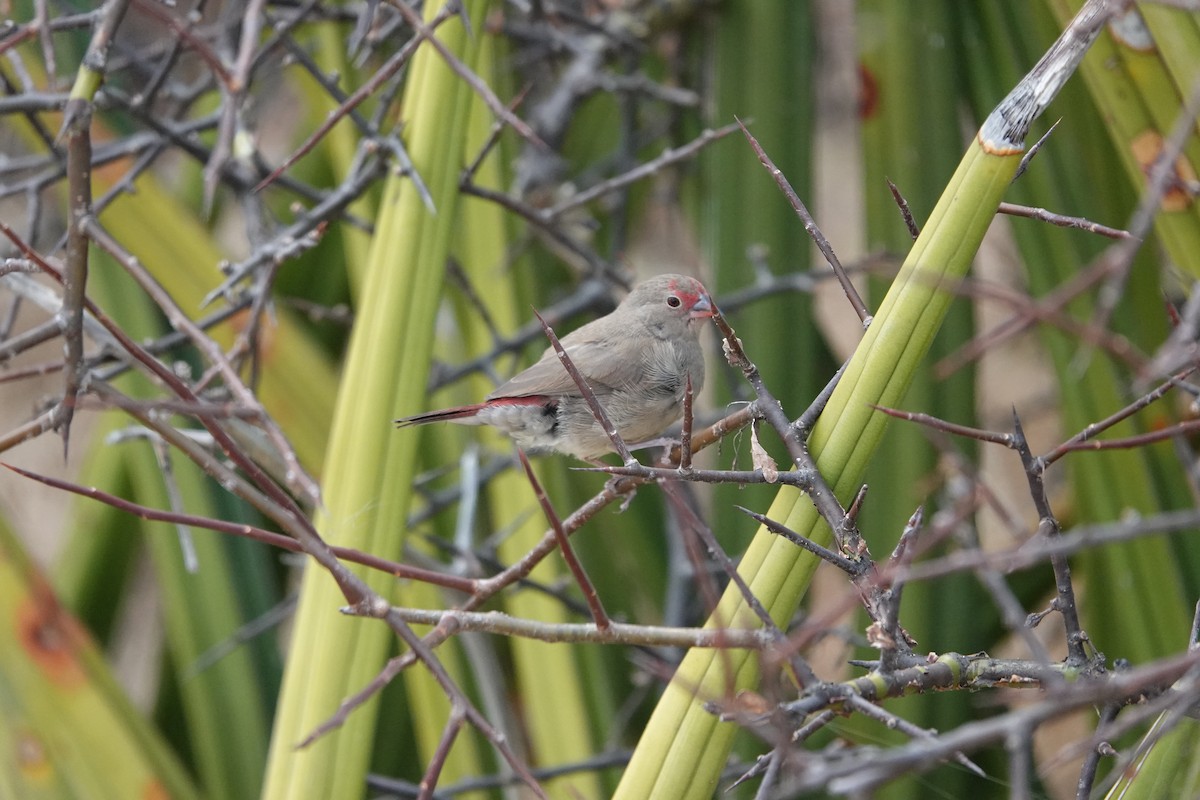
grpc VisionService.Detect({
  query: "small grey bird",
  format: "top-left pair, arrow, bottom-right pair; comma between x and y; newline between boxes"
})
396,274 -> 714,460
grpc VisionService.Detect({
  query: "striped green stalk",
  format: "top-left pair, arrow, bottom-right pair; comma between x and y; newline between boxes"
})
616,128 -> 1024,800
983,0 -> 1193,664
305,21 -> 376,295
131,446 -> 272,799
1012,136 -> 1187,661
393,28 -> 602,791
1030,2 -> 1200,795
860,0 -> 975,556
57,255 -> 274,799
455,75 -> 601,795
52,424 -> 139,642
0,519 -> 200,800
854,5 -> 990,793
615,4 -> 1104,791
260,2 -> 490,798
1105,714 -> 1200,799
1045,0 -> 1200,278
699,3 -> 826,539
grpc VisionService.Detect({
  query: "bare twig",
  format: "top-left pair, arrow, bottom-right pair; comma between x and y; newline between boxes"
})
886,177 -> 919,239
82,217 -> 321,506
516,449 -> 610,629
374,606 -> 772,649
998,201 -> 1133,239
203,0 -> 267,209
252,4 -> 456,192
679,374 -> 695,470
1011,410 -> 1089,667
871,404 -> 1016,448
933,264 -> 1146,379
710,303 -> 856,543
1,461 -> 476,592
1075,703 -> 1119,800
1013,117 -> 1060,181
843,694 -> 985,778
386,0 -> 543,147
419,708 -> 466,800
541,122 -> 742,221
737,116 -> 871,326
57,22 -> 112,453
783,652 -> 1200,795
735,506 -> 860,575
1094,74 -> 1200,331
1044,366 -> 1197,465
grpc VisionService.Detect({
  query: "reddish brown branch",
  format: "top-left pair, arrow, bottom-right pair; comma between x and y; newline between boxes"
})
737,116 -> 870,326
1,461 -> 474,592
517,449 -> 610,629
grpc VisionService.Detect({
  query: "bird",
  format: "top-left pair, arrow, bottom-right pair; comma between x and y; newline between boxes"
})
396,273 -> 715,460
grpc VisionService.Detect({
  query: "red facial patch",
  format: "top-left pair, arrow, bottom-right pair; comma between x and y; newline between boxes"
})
667,277 -> 702,307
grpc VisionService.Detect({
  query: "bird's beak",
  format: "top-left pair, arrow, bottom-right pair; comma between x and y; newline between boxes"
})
690,293 -> 715,320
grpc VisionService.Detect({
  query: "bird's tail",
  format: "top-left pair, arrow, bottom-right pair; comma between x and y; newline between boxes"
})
394,404 -> 485,427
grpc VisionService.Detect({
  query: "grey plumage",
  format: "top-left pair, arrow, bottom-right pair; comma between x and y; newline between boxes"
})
396,274 -> 714,460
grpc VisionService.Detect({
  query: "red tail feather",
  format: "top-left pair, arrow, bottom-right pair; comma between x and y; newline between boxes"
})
394,403 -> 487,427
395,396 -> 552,428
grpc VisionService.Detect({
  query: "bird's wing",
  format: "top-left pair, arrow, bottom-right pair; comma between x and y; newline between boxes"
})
488,342 -> 611,399
487,319 -> 652,402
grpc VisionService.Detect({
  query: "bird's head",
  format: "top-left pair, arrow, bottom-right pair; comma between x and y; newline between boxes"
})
626,273 -> 715,330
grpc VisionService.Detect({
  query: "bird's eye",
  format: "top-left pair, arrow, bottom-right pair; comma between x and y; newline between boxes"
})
666,295 -> 682,308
